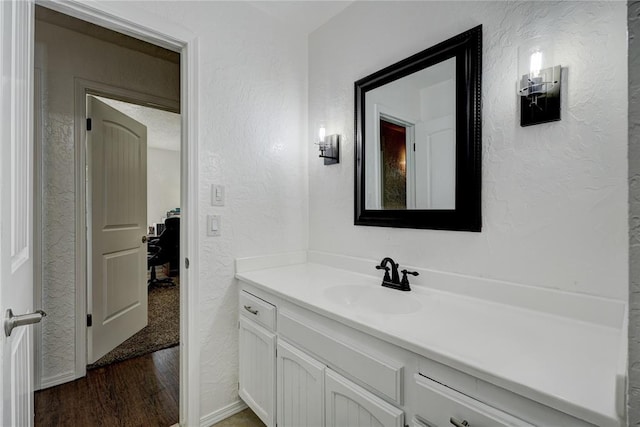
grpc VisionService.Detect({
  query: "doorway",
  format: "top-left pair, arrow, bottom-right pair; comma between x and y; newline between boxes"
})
380,118 -> 408,209
86,95 -> 181,369
32,6 -> 192,425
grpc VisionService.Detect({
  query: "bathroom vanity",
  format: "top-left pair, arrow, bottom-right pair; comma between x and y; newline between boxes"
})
236,252 -> 626,427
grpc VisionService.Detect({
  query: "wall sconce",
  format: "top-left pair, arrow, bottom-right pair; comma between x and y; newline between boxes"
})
517,39 -> 561,127
316,123 -> 340,165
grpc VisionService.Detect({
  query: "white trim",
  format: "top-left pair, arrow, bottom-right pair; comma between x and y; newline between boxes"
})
34,1 -> 200,425
199,400 -> 248,427
180,34 -> 201,427
39,371 -> 76,391
33,66 -> 44,391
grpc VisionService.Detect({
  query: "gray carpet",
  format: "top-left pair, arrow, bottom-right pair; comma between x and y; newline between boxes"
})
88,281 -> 180,369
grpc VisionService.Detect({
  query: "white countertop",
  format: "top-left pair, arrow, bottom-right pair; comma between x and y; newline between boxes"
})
236,261 -> 625,427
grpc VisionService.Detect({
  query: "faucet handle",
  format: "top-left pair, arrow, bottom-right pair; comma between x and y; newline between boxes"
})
376,265 -> 391,282
400,269 -> 419,288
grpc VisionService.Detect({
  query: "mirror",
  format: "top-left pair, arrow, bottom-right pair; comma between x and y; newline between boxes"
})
354,26 -> 482,231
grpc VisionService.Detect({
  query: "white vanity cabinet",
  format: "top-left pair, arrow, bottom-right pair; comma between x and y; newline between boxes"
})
238,291 -> 277,427
237,261 -> 620,427
276,338 -> 404,427
240,287 -> 407,427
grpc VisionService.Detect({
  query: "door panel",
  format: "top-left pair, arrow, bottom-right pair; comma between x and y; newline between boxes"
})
325,369 -> 404,427
414,115 -> 455,209
1,0 -> 36,425
277,340 -> 325,427
10,327 -> 32,427
87,96 -> 148,364
239,317 -> 276,427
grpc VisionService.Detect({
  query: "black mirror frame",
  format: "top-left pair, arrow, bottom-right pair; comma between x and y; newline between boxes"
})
354,25 -> 482,232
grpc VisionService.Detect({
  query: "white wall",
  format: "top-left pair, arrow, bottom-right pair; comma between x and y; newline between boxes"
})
35,19 -> 180,387
119,1 -> 310,419
147,147 -> 180,226
309,1 -> 628,301
628,2 -> 640,424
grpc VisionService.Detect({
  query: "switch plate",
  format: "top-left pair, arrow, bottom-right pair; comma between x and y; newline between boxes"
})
207,214 -> 221,237
211,184 -> 225,206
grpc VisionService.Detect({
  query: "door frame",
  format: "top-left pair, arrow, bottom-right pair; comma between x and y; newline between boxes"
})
33,1 -> 200,425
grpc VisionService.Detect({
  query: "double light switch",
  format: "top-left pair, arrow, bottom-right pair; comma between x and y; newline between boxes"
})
209,184 -> 224,237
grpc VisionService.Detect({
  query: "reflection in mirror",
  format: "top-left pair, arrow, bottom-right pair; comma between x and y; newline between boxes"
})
365,58 -> 456,210
354,25 -> 482,231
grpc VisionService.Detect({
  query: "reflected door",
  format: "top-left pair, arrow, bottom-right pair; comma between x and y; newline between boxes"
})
380,119 -> 409,209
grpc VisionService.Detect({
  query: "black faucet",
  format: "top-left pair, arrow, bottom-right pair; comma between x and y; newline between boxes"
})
376,257 -> 418,291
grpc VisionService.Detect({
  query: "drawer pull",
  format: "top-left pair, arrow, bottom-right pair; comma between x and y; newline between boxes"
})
244,305 -> 259,315
450,418 -> 469,427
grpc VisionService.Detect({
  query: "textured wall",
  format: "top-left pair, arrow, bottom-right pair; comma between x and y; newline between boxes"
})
122,1 -> 309,418
147,148 -> 180,226
629,2 -> 640,424
309,1 -> 628,301
34,20 -> 179,385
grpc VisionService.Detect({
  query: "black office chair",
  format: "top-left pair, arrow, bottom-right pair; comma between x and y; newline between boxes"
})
147,216 -> 180,287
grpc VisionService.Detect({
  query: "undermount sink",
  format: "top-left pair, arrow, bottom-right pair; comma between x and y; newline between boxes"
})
323,284 -> 422,315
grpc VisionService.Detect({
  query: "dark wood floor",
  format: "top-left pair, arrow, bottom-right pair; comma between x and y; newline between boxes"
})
35,346 -> 179,427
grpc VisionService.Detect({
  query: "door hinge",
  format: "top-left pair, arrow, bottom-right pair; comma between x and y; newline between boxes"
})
87,314 -> 92,327
86,118 -> 92,131
413,143 -> 416,151
238,382 -> 240,391
185,258 -> 190,269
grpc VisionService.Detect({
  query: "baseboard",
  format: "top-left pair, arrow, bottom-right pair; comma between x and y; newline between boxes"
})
39,371 -> 77,390
200,399 -> 247,427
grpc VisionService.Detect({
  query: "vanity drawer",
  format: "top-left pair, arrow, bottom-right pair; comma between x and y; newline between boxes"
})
240,290 -> 276,331
413,374 -> 533,427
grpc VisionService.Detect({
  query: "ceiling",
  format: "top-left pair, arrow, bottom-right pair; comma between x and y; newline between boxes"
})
96,97 -> 181,152
247,1 -> 354,35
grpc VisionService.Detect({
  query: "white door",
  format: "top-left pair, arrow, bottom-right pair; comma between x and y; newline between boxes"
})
0,0 -> 38,425
414,114 -> 456,209
277,340 -> 325,427
325,369 -> 404,427
87,96 -> 148,364
239,317 -> 276,427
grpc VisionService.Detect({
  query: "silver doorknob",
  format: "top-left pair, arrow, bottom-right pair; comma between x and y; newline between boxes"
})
4,309 -> 46,337
142,235 -> 147,243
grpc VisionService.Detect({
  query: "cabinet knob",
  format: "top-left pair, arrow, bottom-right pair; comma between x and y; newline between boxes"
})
450,418 -> 470,427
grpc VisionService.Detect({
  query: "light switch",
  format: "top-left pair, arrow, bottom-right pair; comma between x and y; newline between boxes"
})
207,214 -> 221,236
211,184 -> 225,206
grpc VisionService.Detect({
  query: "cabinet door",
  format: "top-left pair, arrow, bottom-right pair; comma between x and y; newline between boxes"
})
277,340 -> 325,427
325,369 -> 404,427
239,317 -> 276,427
